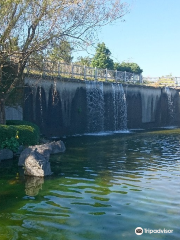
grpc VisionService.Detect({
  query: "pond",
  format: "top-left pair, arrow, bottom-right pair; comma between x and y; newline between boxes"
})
0,130 -> 180,240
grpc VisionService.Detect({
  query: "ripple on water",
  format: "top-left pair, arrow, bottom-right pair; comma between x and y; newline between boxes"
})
1,132 -> 180,239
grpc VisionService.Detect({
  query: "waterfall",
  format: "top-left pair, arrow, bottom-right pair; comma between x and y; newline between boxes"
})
86,81 -> 127,134
112,83 -> 127,131
86,81 -> 105,133
39,86 -> 43,124
24,77 -> 180,137
165,87 -> 174,124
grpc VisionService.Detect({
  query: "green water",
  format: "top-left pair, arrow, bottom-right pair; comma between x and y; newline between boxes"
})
0,130 -> 180,240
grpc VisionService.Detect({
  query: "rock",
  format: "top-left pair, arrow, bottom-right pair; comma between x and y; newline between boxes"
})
24,150 -> 52,177
0,149 -> 13,161
18,140 -> 65,176
18,143 -> 52,166
14,145 -> 24,156
18,141 -> 65,166
49,140 -> 66,154
18,147 -> 32,166
40,138 -> 50,144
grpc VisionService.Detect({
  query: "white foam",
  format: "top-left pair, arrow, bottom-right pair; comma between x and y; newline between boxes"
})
84,130 -> 131,136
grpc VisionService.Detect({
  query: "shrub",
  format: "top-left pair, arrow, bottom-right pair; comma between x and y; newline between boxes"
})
6,120 -> 40,135
0,124 -> 39,146
1,136 -> 20,153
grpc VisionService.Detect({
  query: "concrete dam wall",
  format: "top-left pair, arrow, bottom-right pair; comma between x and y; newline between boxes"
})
24,77 -> 180,137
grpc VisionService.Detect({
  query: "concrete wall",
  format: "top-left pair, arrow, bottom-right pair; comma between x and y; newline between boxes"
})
23,76 -> 180,137
5,106 -> 23,120
125,85 -> 180,129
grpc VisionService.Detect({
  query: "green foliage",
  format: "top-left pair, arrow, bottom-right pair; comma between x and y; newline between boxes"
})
114,62 -> 143,74
6,120 -> 40,136
3,37 -> 19,53
0,124 -> 39,146
75,56 -> 92,67
91,42 -> 114,70
4,87 -> 24,107
1,136 -> 20,153
48,40 -> 73,63
1,64 -> 18,95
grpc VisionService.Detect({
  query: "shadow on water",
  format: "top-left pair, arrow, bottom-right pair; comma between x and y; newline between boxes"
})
0,130 -> 180,239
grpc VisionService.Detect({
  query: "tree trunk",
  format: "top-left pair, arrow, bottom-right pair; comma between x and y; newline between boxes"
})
0,64 -> 6,124
0,98 -> 6,125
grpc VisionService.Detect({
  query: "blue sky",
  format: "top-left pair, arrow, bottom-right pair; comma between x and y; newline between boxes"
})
74,0 -> 180,77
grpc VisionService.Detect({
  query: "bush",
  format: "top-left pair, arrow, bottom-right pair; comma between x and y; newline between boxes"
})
0,124 -> 40,147
1,136 -> 20,153
6,120 -> 40,135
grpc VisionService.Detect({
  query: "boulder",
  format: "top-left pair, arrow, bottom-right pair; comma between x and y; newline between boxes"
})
18,140 -> 65,166
24,150 -> 52,177
49,140 -> 66,154
0,149 -> 13,161
18,140 -> 65,177
18,143 -> 51,166
15,145 -> 25,156
18,147 -> 32,166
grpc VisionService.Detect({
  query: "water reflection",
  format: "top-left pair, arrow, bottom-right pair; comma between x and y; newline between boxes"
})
25,176 -> 44,197
0,131 -> 180,239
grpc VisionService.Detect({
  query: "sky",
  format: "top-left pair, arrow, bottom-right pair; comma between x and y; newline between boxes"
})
74,0 -> 180,77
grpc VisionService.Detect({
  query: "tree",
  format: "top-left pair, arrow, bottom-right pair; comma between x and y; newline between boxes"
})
48,40 -> 73,63
114,61 -> 143,74
74,56 -> 92,67
91,42 -> 114,69
0,0 -> 129,124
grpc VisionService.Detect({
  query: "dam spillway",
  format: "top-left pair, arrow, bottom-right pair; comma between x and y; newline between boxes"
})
23,77 -> 180,137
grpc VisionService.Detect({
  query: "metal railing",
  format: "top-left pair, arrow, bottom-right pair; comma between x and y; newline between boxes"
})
143,77 -> 159,82
143,76 -> 180,87
175,77 -> 180,86
25,59 -> 143,83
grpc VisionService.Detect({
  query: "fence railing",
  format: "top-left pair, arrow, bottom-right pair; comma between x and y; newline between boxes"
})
143,77 -> 159,82
25,59 -> 143,83
175,77 -> 180,86
143,76 -> 180,87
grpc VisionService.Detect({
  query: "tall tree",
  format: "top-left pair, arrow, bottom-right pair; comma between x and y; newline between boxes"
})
91,42 -> 114,69
0,0 -> 129,124
48,40 -> 73,63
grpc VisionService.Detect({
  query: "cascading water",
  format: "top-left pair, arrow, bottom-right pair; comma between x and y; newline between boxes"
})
165,87 -> 174,125
112,83 -> 127,131
86,81 -> 127,134
39,86 -> 43,124
24,77 -> 180,137
86,81 -> 105,133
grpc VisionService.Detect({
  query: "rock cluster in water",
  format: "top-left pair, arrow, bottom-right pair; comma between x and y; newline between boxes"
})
18,140 -> 66,177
